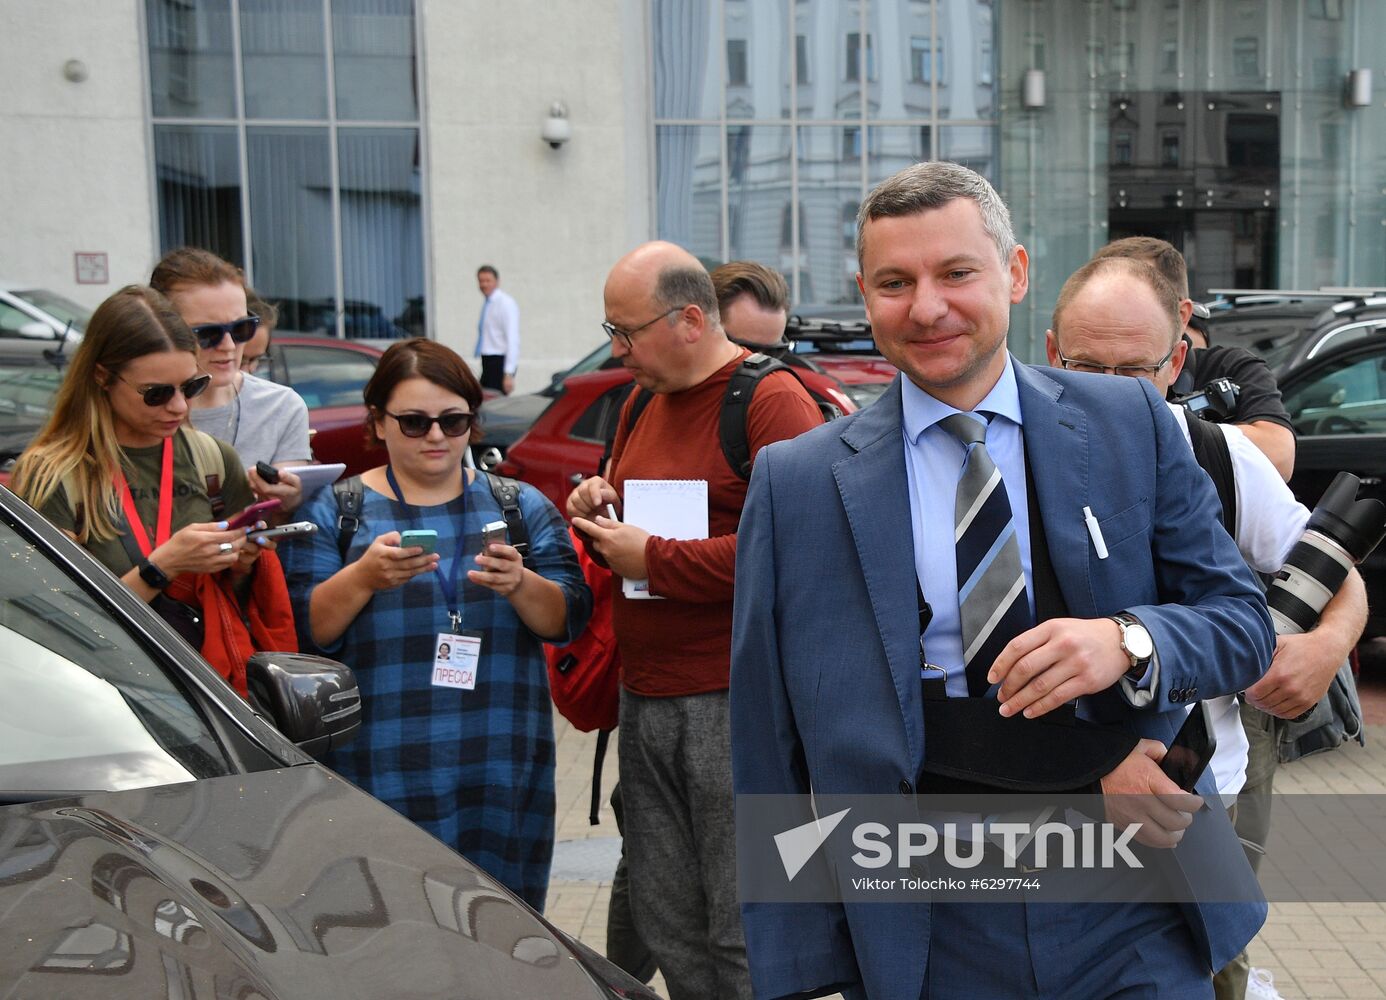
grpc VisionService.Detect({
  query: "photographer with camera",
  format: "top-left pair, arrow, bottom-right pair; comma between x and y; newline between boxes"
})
1047,255 -> 1367,1000
1094,237 -> 1297,480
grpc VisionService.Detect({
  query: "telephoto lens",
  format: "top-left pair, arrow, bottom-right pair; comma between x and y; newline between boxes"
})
1265,472 -> 1386,721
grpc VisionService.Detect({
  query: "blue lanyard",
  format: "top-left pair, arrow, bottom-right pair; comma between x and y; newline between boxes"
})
386,464 -> 468,629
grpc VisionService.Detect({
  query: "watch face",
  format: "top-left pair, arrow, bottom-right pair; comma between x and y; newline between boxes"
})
1125,622 -> 1154,660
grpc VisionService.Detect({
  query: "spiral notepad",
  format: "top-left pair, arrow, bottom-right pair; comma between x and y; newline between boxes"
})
621,479 -> 709,599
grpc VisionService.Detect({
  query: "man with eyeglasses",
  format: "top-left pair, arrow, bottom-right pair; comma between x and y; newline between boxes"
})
1046,255 -> 1366,1000
1092,237 -> 1297,481
567,241 -> 821,1000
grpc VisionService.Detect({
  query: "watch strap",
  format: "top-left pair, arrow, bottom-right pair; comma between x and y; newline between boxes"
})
138,558 -> 171,590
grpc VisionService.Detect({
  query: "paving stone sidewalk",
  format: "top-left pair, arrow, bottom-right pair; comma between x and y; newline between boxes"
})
549,718 -> 1386,999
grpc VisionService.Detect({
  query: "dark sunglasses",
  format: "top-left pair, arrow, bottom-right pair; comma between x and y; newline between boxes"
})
117,372 -> 213,407
191,314 -> 261,350
386,410 -> 476,438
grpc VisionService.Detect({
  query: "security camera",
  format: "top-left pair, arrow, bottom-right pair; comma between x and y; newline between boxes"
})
541,101 -> 571,149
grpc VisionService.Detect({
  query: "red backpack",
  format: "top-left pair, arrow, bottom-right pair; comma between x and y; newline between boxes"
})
546,526 -> 620,732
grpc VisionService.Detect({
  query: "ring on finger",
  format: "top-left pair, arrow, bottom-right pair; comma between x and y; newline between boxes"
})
218,542 -> 235,554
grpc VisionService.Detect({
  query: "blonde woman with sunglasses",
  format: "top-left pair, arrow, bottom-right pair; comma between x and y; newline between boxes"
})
11,284 -> 298,697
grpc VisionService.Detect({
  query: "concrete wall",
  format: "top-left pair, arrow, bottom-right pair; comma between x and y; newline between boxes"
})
0,0 -> 157,307
421,0 -> 651,391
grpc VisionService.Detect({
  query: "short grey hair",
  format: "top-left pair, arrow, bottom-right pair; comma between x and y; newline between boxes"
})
653,263 -> 720,325
856,161 -> 1015,268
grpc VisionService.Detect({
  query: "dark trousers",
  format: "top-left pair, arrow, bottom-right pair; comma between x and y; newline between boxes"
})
480,354 -> 506,392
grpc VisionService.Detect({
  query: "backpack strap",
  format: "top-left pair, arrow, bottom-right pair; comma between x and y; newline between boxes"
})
333,475 -> 365,560
480,470 -> 534,568
179,426 -> 228,520
720,352 -> 802,480
590,729 -> 611,826
1185,413 -> 1237,537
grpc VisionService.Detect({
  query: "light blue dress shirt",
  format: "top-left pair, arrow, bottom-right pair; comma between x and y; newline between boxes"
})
901,355 -> 1035,697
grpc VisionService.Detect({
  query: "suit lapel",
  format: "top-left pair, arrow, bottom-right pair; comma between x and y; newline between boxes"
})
1015,363 -> 1096,617
834,378 -> 923,764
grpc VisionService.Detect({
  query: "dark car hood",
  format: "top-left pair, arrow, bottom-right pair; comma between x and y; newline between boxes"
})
0,767 -> 615,998
478,392 -> 554,447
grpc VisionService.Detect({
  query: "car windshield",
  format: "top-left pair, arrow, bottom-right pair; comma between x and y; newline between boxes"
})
0,510 -> 234,799
14,289 -> 91,333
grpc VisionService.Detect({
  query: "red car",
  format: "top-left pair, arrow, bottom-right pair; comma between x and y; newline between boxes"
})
258,335 -> 386,475
497,326 -> 897,511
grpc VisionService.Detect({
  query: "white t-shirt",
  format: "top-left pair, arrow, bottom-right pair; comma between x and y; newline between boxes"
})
1169,403 -> 1309,799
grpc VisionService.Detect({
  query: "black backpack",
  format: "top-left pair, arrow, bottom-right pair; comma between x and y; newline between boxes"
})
602,352 -> 813,480
333,469 -> 533,566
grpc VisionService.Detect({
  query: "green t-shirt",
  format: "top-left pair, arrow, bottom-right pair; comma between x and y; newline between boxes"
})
42,432 -> 254,578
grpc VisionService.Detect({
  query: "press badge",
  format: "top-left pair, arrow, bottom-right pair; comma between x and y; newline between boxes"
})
432,631 -> 482,690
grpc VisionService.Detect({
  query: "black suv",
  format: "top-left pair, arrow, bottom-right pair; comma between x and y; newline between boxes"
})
1204,289 -> 1386,634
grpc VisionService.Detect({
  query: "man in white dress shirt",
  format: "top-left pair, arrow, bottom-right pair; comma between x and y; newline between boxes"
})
475,264 -> 520,394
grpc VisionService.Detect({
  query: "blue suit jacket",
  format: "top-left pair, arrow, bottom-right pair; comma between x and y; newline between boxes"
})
730,362 -> 1273,1000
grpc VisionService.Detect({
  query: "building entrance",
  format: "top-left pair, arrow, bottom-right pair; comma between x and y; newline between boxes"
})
1107,91 -> 1280,297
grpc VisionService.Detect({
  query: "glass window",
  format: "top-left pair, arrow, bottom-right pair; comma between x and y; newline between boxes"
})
1284,351 -> 1386,437
727,126 -> 791,265
911,37 -> 931,83
278,344 -> 379,407
152,126 -> 245,268
148,0 -> 425,339
795,0 -> 860,120
1233,37 -> 1260,78
0,359 -> 63,468
240,0 -> 327,120
796,34 -> 810,84
146,0 -> 236,119
0,515 -> 234,795
570,385 -> 634,445
656,127 -> 723,269
845,32 -> 874,83
797,127 -> 860,310
333,0 -> 419,121
727,38 -> 748,86
939,127 -> 998,184
339,129 -> 422,340
247,128 -> 336,327
653,0 -> 721,120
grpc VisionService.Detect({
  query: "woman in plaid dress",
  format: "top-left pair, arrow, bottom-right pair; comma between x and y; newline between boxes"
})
284,340 -> 590,911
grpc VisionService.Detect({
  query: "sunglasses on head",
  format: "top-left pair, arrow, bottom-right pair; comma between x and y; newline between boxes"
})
191,314 -> 260,350
117,372 -> 213,407
385,410 -> 476,438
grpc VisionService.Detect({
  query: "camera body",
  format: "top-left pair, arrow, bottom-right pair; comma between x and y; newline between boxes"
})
1172,377 -> 1240,422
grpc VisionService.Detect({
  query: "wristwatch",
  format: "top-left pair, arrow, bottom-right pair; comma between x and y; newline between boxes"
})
138,558 -> 171,591
1109,612 -> 1154,679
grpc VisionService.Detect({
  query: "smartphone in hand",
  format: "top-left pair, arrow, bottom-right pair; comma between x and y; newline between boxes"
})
399,529 -> 438,555
226,498 -> 283,531
246,520 -> 317,542
1159,702 -> 1217,793
481,520 -> 508,552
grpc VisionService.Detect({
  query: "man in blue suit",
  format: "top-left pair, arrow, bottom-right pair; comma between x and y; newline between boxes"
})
730,162 -> 1274,1000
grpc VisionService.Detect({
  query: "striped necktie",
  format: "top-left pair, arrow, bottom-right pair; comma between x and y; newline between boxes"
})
940,412 -> 1033,697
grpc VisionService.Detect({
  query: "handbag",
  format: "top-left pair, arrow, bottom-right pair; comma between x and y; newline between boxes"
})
148,592 -> 206,649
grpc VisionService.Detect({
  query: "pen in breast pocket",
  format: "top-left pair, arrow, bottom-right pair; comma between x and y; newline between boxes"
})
1083,506 -> 1108,559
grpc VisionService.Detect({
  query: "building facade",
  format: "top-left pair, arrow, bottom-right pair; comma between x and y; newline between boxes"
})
2,0 -> 1382,375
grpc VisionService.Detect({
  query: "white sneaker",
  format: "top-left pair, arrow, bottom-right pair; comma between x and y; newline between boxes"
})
1245,967 -> 1284,1000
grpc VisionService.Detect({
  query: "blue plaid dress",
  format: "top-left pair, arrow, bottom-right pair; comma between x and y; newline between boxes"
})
284,474 -> 590,911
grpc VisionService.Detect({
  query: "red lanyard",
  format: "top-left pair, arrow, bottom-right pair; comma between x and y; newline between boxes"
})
116,438 -> 175,558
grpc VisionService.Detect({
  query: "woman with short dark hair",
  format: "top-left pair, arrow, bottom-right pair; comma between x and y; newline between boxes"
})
282,338 -> 590,910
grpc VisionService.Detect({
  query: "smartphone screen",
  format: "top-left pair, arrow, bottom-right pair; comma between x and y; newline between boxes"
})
1159,702 -> 1216,793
